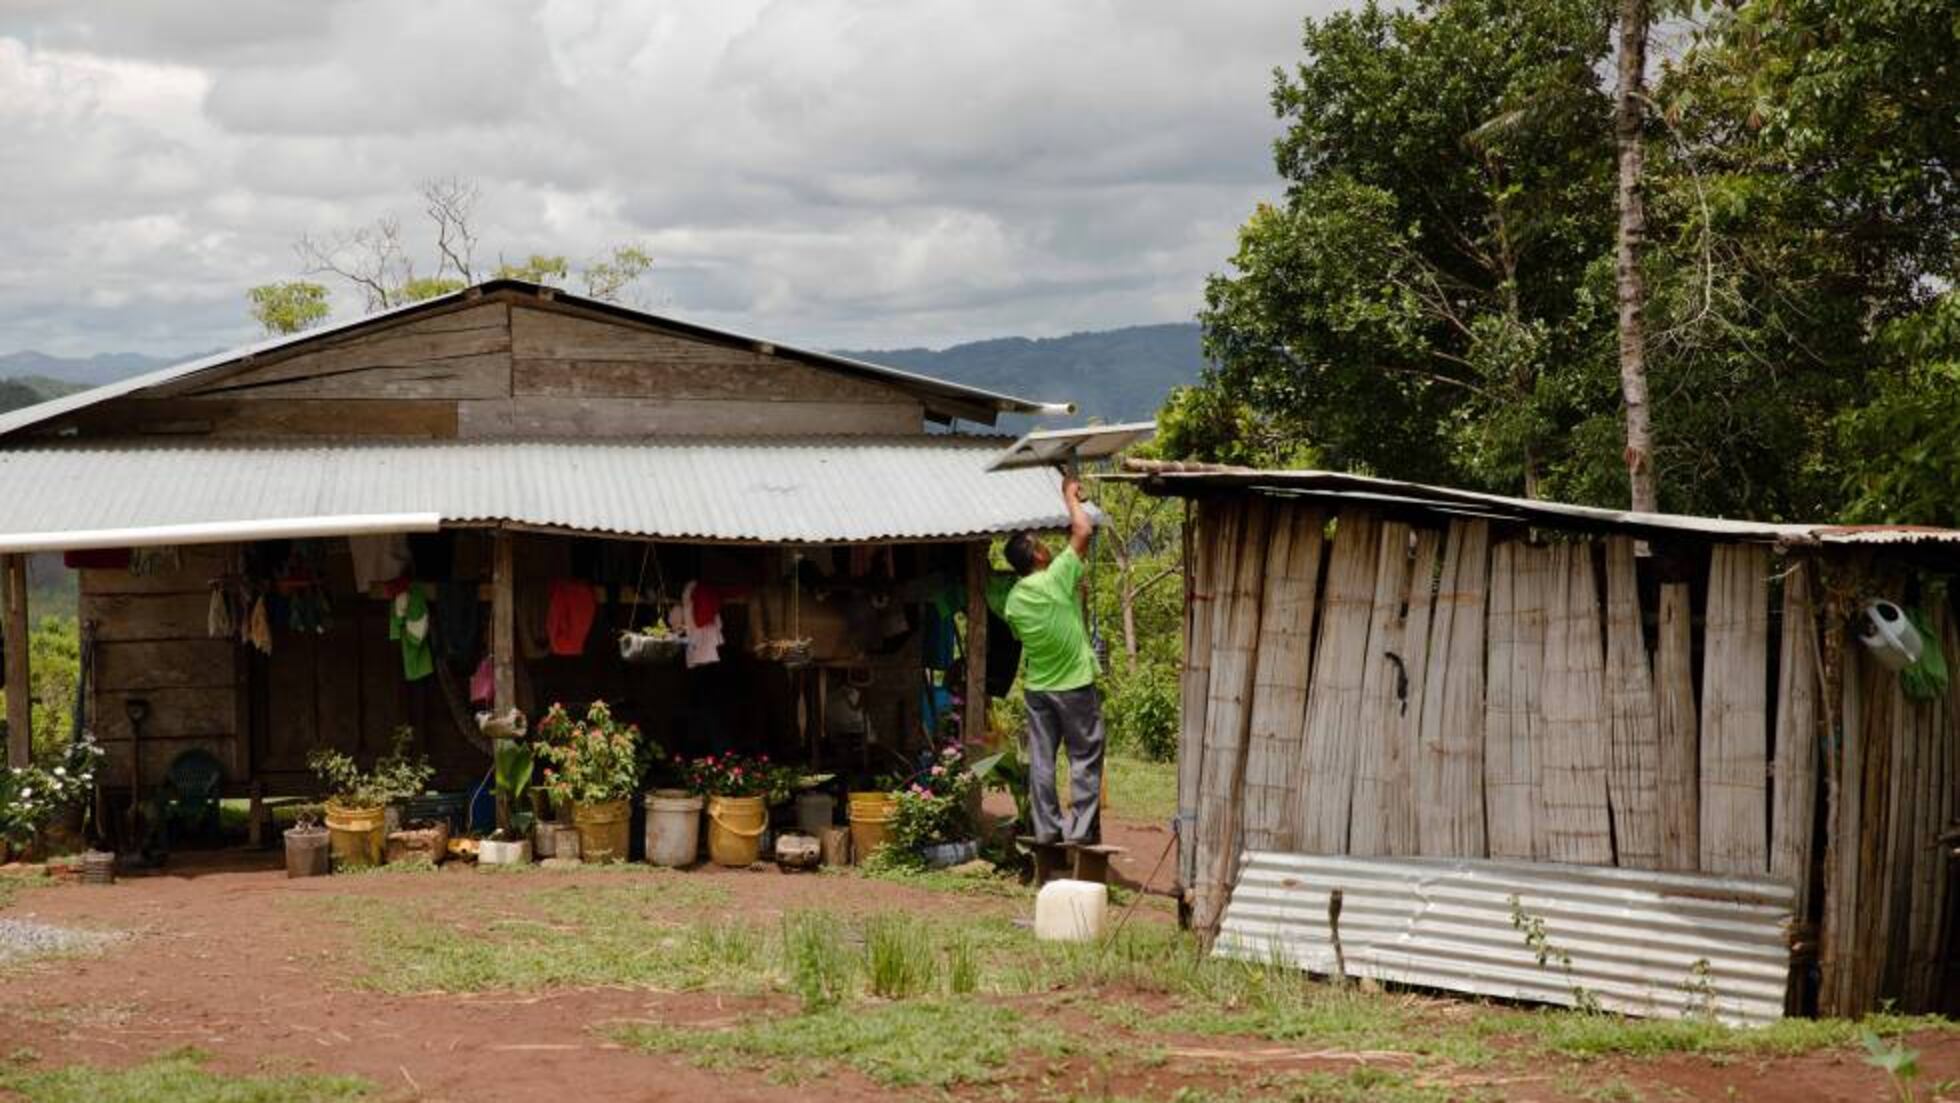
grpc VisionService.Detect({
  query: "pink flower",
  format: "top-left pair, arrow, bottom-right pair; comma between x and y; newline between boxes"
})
931,765 -> 946,776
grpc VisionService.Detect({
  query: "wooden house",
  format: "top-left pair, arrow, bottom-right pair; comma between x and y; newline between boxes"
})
0,280 -> 1071,840
1124,460 -> 1957,1022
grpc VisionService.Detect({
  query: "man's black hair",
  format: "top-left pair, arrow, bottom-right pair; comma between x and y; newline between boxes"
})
1004,531 -> 1039,576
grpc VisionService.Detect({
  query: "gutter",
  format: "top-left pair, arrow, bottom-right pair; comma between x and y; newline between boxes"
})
0,513 -> 442,554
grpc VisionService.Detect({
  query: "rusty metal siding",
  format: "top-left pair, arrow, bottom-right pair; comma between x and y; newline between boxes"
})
0,437 -> 1068,543
1216,851 -> 1795,1026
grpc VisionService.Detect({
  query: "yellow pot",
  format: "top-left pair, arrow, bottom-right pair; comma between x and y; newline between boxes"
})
571,798 -> 631,863
706,795 -> 767,867
847,791 -> 897,864
323,801 -> 386,870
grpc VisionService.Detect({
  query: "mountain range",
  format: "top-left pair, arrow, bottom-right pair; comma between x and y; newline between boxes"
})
0,321 -> 1206,425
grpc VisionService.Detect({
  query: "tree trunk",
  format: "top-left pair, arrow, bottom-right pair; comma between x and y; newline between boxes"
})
1121,578 -> 1140,673
1615,0 -> 1657,514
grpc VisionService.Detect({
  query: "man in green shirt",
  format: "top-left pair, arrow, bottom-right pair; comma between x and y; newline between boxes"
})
1002,474 -> 1103,845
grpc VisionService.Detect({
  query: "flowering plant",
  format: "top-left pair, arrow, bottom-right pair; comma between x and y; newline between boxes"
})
308,727 -> 433,810
537,701 -> 653,805
677,753 -> 797,804
888,741 -> 983,850
0,735 -> 102,846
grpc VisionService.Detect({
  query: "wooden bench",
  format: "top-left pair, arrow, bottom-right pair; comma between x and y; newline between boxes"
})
1018,836 -> 1126,886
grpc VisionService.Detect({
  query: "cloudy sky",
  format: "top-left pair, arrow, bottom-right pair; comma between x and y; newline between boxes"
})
0,1 -> 1339,359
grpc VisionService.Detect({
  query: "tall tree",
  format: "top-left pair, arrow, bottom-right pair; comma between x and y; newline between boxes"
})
1612,0 -> 1656,513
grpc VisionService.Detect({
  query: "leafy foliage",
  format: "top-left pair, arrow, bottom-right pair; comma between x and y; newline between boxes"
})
675,751 -> 794,803
536,701 -> 652,805
0,733 -> 102,846
307,727 -> 433,810
246,281 -> 331,336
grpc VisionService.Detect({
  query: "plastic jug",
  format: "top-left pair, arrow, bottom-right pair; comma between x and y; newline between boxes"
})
1034,879 -> 1108,942
1860,599 -> 1923,671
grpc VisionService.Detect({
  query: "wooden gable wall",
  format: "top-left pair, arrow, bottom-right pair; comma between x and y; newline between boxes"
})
51,293 -> 925,440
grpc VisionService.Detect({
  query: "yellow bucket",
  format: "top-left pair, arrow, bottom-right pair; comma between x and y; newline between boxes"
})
571,798 -> 631,863
324,801 -> 386,870
706,795 -> 767,867
847,791 -> 897,864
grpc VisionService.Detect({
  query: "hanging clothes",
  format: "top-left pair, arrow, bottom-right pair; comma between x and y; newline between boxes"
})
470,654 -> 495,706
246,595 -> 273,655
546,579 -> 597,656
389,584 -> 434,682
672,580 -> 724,668
349,534 -> 411,591
207,583 -> 234,640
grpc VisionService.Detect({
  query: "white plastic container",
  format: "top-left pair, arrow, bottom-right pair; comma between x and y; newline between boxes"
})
794,792 -> 835,836
644,790 -> 704,868
1034,879 -> 1108,942
1860,599 -> 1924,671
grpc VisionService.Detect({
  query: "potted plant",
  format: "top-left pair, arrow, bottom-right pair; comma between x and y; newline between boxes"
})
0,734 -> 102,863
284,805 -> 330,878
479,739 -> 536,866
891,742 -> 990,869
680,753 -> 795,867
537,702 -> 654,863
308,728 -> 433,870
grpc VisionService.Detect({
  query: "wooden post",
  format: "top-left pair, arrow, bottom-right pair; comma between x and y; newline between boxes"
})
963,541 -> 990,748
4,554 -> 29,768
490,531 -> 516,834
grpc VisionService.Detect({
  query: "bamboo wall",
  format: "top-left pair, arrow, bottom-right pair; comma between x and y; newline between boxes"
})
1178,495 -> 1957,1016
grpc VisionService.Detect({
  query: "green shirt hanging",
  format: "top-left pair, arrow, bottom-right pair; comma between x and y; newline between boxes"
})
389,584 -> 435,683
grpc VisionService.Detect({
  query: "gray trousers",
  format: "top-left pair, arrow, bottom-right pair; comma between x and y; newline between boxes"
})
1025,685 -> 1105,845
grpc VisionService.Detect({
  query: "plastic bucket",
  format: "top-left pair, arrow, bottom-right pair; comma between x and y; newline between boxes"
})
847,791 -> 897,864
324,801 -> 386,869
706,795 -> 767,867
285,827 -> 330,878
571,798 -> 631,863
644,790 -> 703,867
794,791 -> 835,836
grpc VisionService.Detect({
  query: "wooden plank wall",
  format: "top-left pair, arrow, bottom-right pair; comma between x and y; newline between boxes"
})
1537,542 -> 1613,865
1654,582 -> 1700,870
1296,510 -> 1380,854
82,546 -> 245,789
1351,527 -> 1439,857
1604,536 -> 1663,869
1240,502 -> 1325,852
1190,497 -> 1270,937
1700,543 -> 1771,875
1175,501 -> 1214,893
52,295 -> 924,441
1417,520 -> 1489,857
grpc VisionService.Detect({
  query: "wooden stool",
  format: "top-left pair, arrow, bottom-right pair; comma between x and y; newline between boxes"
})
1019,837 -> 1127,885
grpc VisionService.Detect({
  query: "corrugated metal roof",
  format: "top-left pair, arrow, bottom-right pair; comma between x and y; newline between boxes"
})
0,436 -> 1069,544
1217,851 -> 1794,1026
0,279 -> 1070,439
1121,460 -> 1960,549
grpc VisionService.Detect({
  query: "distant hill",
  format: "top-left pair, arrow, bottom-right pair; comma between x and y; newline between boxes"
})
0,321 -> 1206,430
0,349 -> 178,389
0,375 -> 87,415
835,322 -> 1203,431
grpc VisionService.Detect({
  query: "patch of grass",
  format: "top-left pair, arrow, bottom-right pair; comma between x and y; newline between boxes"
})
863,914 -> 939,999
1495,1007 -> 1960,1059
0,1046 -> 369,1102
782,911 -> 853,1011
852,861 -> 1031,899
1105,751 -> 1178,826
614,999 -> 1075,1088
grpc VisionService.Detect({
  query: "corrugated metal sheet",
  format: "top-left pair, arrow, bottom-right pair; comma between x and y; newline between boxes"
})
0,437 -> 1069,544
1120,460 -> 1960,549
1216,852 -> 1795,1027
0,279 -> 1064,439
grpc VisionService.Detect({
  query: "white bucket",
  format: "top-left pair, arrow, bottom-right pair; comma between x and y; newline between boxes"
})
1034,879 -> 1108,942
645,789 -> 704,868
794,792 -> 835,836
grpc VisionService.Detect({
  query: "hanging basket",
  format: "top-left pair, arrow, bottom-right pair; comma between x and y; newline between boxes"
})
754,637 -> 813,668
619,631 -> 685,666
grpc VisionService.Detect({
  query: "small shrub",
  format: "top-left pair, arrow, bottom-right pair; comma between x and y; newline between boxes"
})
1103,660 -> 1181,762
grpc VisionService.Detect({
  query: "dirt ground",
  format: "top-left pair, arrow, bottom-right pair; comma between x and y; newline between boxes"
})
0,814 -> 1952,1103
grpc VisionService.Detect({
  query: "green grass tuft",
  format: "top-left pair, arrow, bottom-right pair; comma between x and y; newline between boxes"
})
0,1046 -> 369,1102
862,914 -> 939,999
614,999 -> 1073,1088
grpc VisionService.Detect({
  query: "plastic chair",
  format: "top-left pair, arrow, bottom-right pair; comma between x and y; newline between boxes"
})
164,748 -> 226,845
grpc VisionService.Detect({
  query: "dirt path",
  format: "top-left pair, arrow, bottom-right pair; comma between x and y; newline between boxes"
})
0,825 -> 1953,1102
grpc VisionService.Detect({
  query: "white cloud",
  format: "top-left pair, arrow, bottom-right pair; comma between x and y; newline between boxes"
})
0,0 -> 1341,357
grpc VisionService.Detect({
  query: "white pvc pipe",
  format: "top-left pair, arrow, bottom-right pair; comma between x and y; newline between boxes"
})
0,512 -> 443,554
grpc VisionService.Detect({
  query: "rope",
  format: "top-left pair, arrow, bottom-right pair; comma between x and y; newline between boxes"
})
1100,832 -> 1176,951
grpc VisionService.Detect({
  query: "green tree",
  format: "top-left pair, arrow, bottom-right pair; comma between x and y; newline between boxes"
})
1193,0 -> 1616,498
247,281 -> 331,336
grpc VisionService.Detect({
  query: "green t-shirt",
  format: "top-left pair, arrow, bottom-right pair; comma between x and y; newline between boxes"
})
1002,546 -> 1097,692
